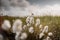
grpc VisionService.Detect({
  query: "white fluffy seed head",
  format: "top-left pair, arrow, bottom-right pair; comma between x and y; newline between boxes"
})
39,24 -> 43,29
36,18 -> 40,23
2,20 -> 11,31
35,18 -> 40,27
20,32 -> 27,40
29,16 -> 34,24
48,32 -> 53,36
16,32 -> 21,36
39,25 -> 43,32
15,32 -> 21,40
29,27 -> 34,33
15,32 -> 20,39
17,25 -> 23,32
23,25 -> 27,30
26,16 -> 34,25
14,19 -> 22,25
39,33 -> 44,39
42,26 -> 48,33
27,23 -> 30,27
46,36 -> 51,40
0,34 -> 3,40
12,19 -> 22,33
26,16 -> 30,24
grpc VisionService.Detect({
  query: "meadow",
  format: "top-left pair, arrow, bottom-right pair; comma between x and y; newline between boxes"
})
0,16 -> 60,40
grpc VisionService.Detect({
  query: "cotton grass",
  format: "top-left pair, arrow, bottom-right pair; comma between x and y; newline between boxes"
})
23,25 -> 27,30
20,32 -> 27,40
2,20 -> 11,31
42,26 -> 48,33
39,32 -> 44,39
35,18 -> 40,27
29,27 -> 34,34
12,19 -> 23,33
26,15 -> 34,26
48,32 -> 53,36
0,34 -> 3,40
39,24 -> 43,32
15,32 -> 21,40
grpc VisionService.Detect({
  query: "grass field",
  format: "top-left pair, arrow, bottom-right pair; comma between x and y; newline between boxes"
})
0,16 -> 60,40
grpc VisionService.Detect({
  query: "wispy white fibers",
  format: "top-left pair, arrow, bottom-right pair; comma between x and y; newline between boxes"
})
39,25 -> 42,29
42,26 -> 48,33
39,24 -> 43,32
27,23 -> 30,27
15,32 -> 27,40
2,20 -> 11,31
35,18 -> 40,27
45,36 -> 52,40
20,32 -> 27,40
39,32 -> 44,39
44,36 -> 52,40
26,14 -> 34,26
44,32 -> 53,40
29,14 -> 34,25
23,25 -> 27,30
0,34 -> 3,40
26,16 -> 30,24
26,16 -> 30,26
48,32 -> 53,36
12,19 -> 23,33
15,32 -> 21,40
29,27 -> 34,33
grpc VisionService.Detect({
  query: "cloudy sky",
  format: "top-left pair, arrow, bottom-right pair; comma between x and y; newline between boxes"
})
28,0 -> 60,5
0,0 -> 60,17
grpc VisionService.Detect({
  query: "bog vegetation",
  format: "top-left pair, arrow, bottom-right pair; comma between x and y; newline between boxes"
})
0,15 -> 60,40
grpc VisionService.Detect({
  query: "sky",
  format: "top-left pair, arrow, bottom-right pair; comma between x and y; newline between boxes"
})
0,0 -> 60,17
27,0 -> 60,5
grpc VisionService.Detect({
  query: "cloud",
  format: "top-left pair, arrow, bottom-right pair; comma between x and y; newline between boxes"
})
10,0 -> 30,7
0,0 -> 60,17
0,0 -> 30,17
26,4 -> 60,16
27,0 -> 60,6
1,0 -> 30,9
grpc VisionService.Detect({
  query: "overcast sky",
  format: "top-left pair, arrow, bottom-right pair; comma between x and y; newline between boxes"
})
0,0 -> 60,17
27,0 -> 60,5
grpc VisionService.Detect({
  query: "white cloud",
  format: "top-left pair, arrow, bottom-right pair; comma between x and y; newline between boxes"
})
1,0 -> 60,17
28,4 -> 60,16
